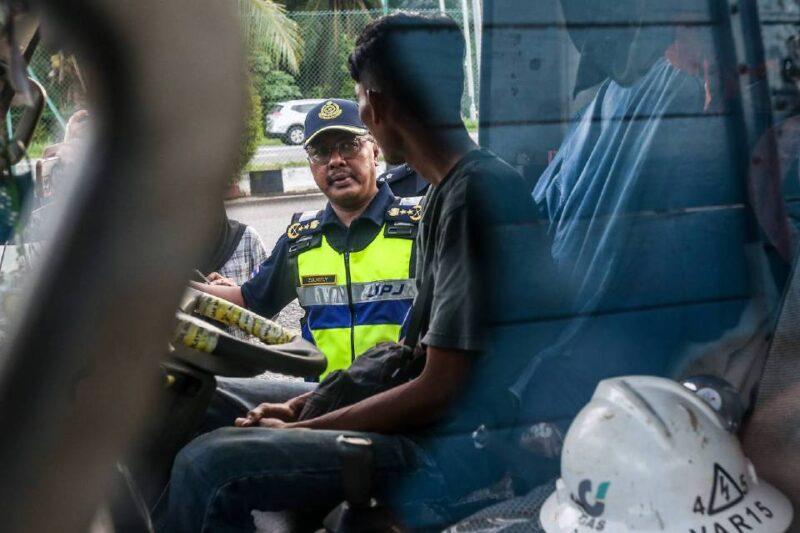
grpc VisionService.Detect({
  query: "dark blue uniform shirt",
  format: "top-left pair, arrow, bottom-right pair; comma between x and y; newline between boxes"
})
241,183 -> 397,319
378,164 -> 429,197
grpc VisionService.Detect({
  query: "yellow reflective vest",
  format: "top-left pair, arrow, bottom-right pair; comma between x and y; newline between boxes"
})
286,197 -> 421,378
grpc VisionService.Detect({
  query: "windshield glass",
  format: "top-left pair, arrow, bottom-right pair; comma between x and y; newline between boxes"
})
2,1 -> 800,531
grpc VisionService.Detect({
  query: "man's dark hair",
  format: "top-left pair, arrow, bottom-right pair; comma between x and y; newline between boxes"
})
348,13 -> 465,127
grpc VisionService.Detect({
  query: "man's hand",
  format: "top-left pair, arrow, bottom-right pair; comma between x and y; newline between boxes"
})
235,401 -> 296,427
189,281 -> 246,307
234,391 -> 311,428
64,109 -> 90,143
291,346 -> 472,433
207,272 -> 237,287
58,110 -> 90,168
40,110 -> 91,171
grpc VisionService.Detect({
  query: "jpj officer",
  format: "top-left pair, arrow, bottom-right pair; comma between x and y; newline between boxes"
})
196,99 -> 421,378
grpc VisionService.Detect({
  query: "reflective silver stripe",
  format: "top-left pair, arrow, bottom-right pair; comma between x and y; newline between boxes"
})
352,279 -> 416,304
296,279 -> 417,307
297,285 -> 348,306
398,196 -> 423,206
298,210 -> 321,222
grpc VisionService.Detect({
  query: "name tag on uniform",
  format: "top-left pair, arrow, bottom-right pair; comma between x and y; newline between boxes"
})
301,274 -> 337,286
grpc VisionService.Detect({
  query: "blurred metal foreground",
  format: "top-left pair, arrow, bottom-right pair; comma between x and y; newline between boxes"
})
0,1 -> 245,531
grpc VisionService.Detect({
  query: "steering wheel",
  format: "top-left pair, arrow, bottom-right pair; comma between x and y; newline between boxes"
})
172,288 -> 326,379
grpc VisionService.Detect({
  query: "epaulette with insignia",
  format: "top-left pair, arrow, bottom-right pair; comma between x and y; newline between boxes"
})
385,196 -> 422,239
286,210 -> 324,256
286,210 -> 324,240
387,164 -> 413,183
378,164 -> 408,184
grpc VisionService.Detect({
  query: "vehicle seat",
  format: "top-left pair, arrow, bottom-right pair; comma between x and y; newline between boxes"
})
443,481 -> 554,533
741,244 -> 800,528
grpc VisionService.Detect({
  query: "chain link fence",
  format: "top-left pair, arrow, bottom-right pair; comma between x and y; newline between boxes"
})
22,6 -> 480,171
23,46 -> 85,156
289,8 -> 478,113
249,7 -> 480,171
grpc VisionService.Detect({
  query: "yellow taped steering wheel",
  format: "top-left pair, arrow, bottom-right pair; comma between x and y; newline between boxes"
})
171,289 -> 325,379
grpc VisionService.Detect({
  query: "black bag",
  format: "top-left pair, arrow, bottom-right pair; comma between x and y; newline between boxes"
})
297,271 -> 433,421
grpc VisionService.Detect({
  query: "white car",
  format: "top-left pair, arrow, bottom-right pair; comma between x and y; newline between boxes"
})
265,98 -> 325,145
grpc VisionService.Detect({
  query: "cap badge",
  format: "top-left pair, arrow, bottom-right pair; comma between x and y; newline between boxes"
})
319,101 -> 343,120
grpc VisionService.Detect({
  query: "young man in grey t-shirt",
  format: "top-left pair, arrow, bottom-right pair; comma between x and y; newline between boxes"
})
350,11 -> 539,499
350,15 -> 534,351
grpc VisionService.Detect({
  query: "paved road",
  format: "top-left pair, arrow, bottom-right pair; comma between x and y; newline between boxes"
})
227,194 -> 326,248
250,144 -> 306,166
226,194 -> 326,338
249,131 -> 479,167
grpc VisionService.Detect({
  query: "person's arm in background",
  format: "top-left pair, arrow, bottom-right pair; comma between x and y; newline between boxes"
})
189,226 -> 269,303
192,233 -> 297,318
190,281 -> 246,306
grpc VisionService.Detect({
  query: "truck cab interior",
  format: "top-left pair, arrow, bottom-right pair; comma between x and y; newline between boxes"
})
0,0 -> 799,531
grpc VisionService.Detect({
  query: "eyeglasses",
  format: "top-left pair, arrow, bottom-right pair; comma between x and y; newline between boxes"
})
306,136 -> 371,166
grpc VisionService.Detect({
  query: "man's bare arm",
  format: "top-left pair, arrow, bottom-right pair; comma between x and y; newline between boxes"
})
286,345 -> 472,433
189,280 -> 245,307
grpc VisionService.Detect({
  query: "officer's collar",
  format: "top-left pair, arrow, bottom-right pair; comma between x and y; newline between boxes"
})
321,182 -> 395,229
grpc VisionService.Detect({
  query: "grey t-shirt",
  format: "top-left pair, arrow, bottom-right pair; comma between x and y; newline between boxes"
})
415,148 -> 535,353
411,148 -> 539,492
416,173 -> 485,351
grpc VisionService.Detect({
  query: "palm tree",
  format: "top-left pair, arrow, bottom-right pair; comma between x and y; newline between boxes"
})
237,0 -> 303,74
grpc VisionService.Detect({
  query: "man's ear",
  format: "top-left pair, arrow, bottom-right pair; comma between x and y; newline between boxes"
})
367,89 -> 387,125
372,141 -> 380,164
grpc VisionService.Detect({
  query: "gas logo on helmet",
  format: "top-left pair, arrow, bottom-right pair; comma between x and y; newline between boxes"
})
572,479 -> 610,517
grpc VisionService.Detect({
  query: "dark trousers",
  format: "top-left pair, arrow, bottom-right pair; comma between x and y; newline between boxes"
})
157,377 -> 480,532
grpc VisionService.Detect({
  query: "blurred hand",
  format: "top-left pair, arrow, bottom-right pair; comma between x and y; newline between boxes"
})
55,141 -> 81,168
207,272 -> 237,287
42,110 -> 91,170
64,109 -> 90,143
235,401 -> 297,427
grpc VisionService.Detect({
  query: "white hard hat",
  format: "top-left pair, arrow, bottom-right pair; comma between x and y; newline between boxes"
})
540,376 -> 792,532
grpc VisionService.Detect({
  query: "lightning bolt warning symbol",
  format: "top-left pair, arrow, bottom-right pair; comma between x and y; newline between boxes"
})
708,463 -> 745,516
719,477 -> 730,500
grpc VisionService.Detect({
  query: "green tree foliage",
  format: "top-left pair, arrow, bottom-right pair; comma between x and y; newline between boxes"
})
249,50 -> 302,124
238,82 -> 264,179
284,0 -> 378,11
25,47 -> 84,147
286,1 -> 382,100
300,33 -> 357,100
